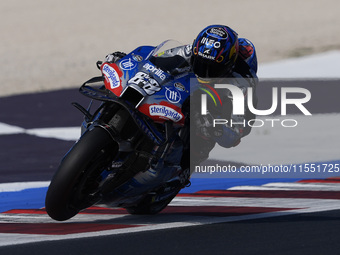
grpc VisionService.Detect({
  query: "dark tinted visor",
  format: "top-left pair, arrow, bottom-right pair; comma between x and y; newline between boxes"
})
192,56 -> 230,78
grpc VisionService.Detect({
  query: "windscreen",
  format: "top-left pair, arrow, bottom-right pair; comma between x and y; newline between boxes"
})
148,40 -> 191,74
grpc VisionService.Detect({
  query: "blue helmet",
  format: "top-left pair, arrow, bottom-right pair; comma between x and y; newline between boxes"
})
191,25 -> 239,78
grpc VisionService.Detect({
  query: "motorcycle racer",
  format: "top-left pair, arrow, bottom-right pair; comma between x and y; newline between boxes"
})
189,24 -> 258,166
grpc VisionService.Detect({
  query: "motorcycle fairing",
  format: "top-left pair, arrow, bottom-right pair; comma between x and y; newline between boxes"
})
102,44 -> 195,126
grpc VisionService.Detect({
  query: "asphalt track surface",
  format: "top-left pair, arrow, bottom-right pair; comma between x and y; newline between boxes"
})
1,209 -> 340,255
1,79 -> 340,254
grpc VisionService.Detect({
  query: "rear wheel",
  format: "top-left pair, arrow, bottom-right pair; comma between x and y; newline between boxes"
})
45,127 -> 117,221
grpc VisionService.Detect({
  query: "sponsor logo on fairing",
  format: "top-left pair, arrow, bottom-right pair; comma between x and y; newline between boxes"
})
149,105 -> 183,122
143,63 -> 167,80
102,64 -> 120,89
165,87 -> 181,103
132,54 -> 143,62
174,82 -> 186,92
119,58 -> 137,70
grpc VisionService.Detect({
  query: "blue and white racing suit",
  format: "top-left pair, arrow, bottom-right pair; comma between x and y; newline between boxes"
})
186,38 -> 258,163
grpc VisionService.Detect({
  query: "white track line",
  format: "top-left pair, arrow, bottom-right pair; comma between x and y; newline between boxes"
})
229,182 -> 340,191
0,181 -> 50,192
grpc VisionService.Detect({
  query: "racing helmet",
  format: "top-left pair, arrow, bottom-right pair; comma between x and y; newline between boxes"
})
191,25 -> 239,78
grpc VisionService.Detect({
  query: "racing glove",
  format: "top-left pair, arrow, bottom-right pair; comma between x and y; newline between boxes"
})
194,111 -> 242,148
194,111 -> 223,139
105,51 -> 127,63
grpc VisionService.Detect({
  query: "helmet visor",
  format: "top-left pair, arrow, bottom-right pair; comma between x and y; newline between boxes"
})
192,56 -> 231,78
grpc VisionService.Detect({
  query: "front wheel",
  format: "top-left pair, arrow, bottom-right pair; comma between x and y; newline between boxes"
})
45,127 -> 117,221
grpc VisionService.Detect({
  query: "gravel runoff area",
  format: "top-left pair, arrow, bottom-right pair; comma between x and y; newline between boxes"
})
1,0 -> 340,97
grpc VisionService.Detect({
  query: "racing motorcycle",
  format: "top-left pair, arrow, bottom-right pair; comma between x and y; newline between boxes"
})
45,40 -> 199,221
